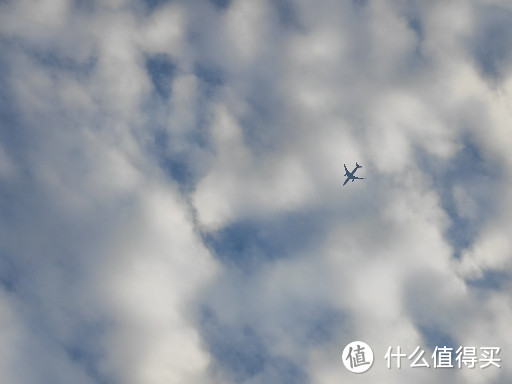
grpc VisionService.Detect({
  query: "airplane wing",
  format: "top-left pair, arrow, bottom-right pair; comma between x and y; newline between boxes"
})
353,176 -> 365,180
343,164 -> 349,174
343,177 -> 350,186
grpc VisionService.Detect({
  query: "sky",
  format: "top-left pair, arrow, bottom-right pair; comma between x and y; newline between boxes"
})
1,0 -> 512,383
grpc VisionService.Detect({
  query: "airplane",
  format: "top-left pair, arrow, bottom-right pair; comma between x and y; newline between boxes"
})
343,162 -> 364,186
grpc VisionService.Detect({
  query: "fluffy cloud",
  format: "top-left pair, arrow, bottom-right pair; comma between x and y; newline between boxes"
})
1,0 -> 512,383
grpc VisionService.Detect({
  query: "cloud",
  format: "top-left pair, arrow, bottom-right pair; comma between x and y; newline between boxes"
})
1,0 -> 512,383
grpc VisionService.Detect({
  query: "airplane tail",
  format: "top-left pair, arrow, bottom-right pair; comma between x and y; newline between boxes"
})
356,162 -> 362,168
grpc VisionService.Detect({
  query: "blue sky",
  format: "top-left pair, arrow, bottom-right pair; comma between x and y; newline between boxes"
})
1,1 -> 512,383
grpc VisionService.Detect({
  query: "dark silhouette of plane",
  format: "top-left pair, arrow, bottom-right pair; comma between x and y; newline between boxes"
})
343,162 -> 364,186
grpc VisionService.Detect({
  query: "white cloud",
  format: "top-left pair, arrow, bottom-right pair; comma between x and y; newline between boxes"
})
193,101 -> 315,229
139,3 -> 185,56
96,183 -> 219,384
224,0 -> 271,64
2,0 -> 512,383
